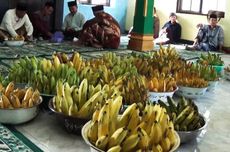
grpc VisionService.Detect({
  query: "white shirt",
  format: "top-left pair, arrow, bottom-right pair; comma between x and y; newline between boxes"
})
0,9 -> 33,37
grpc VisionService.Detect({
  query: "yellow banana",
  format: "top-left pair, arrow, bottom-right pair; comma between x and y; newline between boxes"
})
121,133 -> 140,152
87,120 -> 98,144
110,96 -> 123,120
127,108 -> 140,133
166,128 -> 176,148
56,80 -> 63,97
108,127 -> 128,149
118,103 -> 137,128
150,121 -> 163,145
95,135 -> 109,151
28,98 -> 34,107
107,145 -> 121,152
63,82 -> 73,108
152,144 -> 163,152
10,94 -> 21,108
53,55 -> 61,69
160,137 -> 171,152
31,89 -> 40,105
137,127 -> 149,150
4,82 -> 15,98
98,103 -> 110,138
1,94 -> 12,108
21,87 -> 33,107
78,79 -> 88,108
0,97 -> 4,108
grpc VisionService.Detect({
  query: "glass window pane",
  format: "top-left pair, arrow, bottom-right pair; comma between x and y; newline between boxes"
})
181,0 -> 191,11
191,0 -> 200,12
91,0 -> 107,5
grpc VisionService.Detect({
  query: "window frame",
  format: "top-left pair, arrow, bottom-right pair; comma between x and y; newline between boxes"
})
176,0 -> 214,16
78,0 -> 111,6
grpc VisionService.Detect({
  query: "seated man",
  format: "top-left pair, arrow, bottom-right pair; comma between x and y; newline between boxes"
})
29,1 -> 54,40
0,2 -> 33,41
153,7 -> 160,38
79,5 -> 121,49
189,13 -> 224,52
158,12 -> 181,44
62,1 -> 85,40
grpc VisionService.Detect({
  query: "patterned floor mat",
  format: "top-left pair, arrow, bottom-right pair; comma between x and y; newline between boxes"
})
0,124 -> 42,152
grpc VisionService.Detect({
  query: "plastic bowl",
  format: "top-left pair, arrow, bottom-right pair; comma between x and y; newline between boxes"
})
4,40 -> 24,46
0,97 -> 42,125
176,86 -> 207,99
148,87 -> 178,103
207,80 -> 219,92
48,99 -> 89,134
177,115 -> 207,144
82,121 -> 180,152
225,71 -> 230,80
211,65 -> 224,75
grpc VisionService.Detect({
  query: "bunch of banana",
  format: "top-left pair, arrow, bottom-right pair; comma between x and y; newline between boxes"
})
198,52 -> 224,66
87,101 -> 178,151
158,96 -> 205,131
199,64 -> 219,81
71,52 -> 86,74
8,56 -> 39,83
0,82 -> 41,109
79,65 -> 101,86
174,63 -> 208,88
148,72 -> 177,92
53,79 -> 120,118
112,73 -> 148,105
52,52 -> 71,64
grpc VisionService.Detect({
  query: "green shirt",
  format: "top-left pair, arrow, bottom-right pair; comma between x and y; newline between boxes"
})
62,12 -> 85,31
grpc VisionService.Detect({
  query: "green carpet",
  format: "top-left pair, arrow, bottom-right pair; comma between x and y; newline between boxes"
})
0,124 -> 43,152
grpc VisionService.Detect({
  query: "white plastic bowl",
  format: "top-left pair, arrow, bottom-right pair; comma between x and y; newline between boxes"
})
225,71 -> 230,80
82,121 -> 180,152
176,86 -> 207,99
207,80 -> 219,92
4,40 -> 24,46
148,87 -> 178,103
0,97 -> 42,124
177,115 -> 207,144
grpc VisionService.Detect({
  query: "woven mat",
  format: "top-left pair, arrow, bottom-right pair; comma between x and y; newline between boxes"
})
0,124 -> 42,152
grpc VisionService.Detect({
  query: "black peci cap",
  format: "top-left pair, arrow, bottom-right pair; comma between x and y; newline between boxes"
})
68,1 -> 77,7
209,13 -> 217,19
92,5 -> 104,13
169,12 -> 177,17
16,2 -> 28,11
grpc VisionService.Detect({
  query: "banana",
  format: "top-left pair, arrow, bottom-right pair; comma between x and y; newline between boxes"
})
137,127 -> 149,150
152,144 -> 163,152
121,133 -> 140,152
78,79 -> 88,108
13,88 -> 26,101
53,55 -> 61,69
9,94 -> 21,108
150,121 -> 162,145
160,137 -> 171,152
127,107 -> 140,133
180,110 -> 195,127
62,82 -> 73,109
21,87 -> 33,108
1,94 -> 12,108
54,96 -> 62,112
95,135 -> 109,151
87,121 -> 98,144
28,98 -> 34,107
4,82 -> 15,98
77,91 -> 102,118
166,128 -> 176,148
175,106 -> 192,125
0,97 -> 4,108
107,145 -> 121,152
108,127 -> 128,149
118,103 -> 137,128
98,102 -> 110,138
110,96 -> 123,120
31,89 -> 40,105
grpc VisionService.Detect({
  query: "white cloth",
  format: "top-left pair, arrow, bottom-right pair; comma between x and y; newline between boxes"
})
0,9 -> 33,37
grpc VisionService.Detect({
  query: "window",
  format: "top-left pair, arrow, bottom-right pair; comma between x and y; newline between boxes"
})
78,0 -> 110,6
177,0 -> 226,15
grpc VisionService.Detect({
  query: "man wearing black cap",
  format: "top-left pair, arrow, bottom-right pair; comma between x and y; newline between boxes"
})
159,12 -> 181,44
62,1 -> 85,39
188,13 -> 224,52
0,2 -> 33,41
79,5 -> 120,48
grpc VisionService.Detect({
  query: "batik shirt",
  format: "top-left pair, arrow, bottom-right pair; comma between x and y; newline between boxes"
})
196,25 -> 224,49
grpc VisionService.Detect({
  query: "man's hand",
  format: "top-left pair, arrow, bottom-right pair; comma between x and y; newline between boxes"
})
25,35 -> 33,41
196,23 -> 203,29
